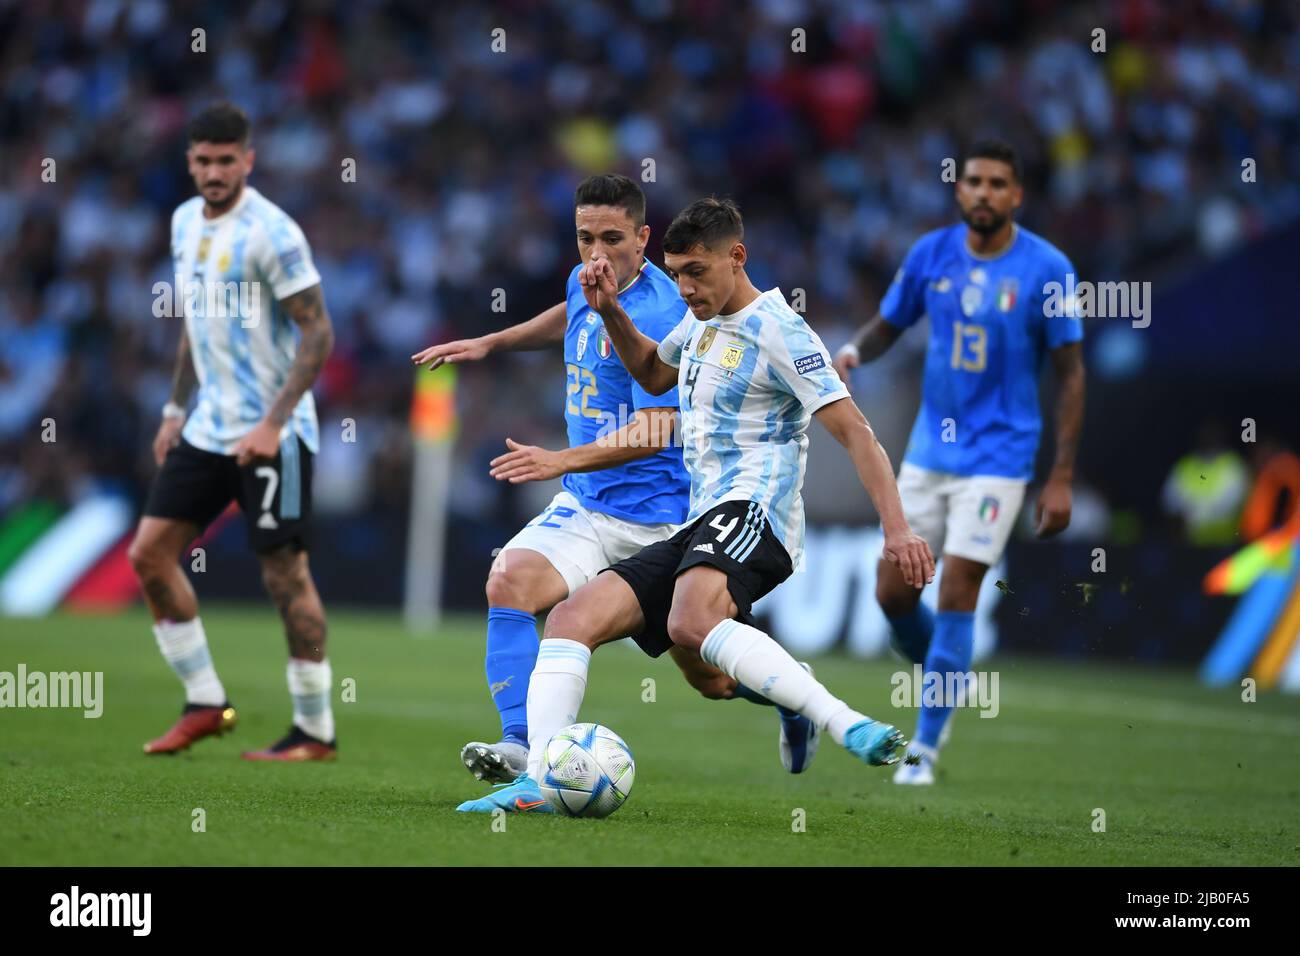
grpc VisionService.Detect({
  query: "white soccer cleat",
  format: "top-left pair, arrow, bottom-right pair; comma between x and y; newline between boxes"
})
893,741 -> 937,785
460,739 -> 529,784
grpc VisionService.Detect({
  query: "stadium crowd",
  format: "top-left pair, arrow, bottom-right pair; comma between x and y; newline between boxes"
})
1,0 -> 1297,534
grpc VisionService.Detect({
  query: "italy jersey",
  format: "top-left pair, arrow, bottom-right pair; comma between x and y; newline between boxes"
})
169,185 -> 322,456
881,223 -> 1083,480
656,288 -> 848,567
561,259 -> 690,526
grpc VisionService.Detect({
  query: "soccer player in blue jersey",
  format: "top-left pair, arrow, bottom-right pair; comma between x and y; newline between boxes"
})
834,139 -> 1087,784
456,197 -> 935,814
413,176 -> 817,787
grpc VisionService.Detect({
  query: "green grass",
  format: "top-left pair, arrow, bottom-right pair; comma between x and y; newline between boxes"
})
1,606 -> 1297,866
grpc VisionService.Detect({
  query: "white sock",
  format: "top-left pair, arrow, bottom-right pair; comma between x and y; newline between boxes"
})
700,620 -> 867,745
525,639 -> 591,781
287,658 -> 334,742
153,617 -> 226,706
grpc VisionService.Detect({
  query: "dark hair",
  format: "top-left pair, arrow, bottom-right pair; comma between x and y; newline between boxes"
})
961,138 -> 1022,182
574,174 -> 646,228
188,102 -> 251,146
662,197 -> 743,254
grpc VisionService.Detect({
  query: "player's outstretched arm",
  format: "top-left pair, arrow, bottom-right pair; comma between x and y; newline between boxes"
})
410,300 -> 566,370
489,408 -> 676,483
234,283 -> 334,466
579,258 -> 677,395
153,326 -> 198,466
1036,341 -> 1086,538
815,396 -> 935,589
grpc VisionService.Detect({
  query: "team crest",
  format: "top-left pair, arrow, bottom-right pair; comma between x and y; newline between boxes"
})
696,326 -> 717,356
719,343 -> 745,370
576,328 -> 589,360
997,278 -> 1018,312
217,250 -> 231,273
597,328 -> 612,359
978,495 -> 1000,524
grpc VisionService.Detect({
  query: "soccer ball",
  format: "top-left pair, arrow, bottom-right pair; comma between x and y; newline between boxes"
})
539,723 -> 635,818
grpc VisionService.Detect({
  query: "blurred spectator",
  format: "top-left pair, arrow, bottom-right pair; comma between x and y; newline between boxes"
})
1161,421 -> 1249,546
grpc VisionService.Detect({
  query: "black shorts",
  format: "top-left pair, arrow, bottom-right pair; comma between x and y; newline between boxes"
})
607,500 -> 794,658
143,437 -> 313,553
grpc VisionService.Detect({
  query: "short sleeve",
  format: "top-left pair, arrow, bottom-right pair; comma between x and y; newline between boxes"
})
767,314 -> 850,414
1041,252 -> 1084,349
655,312 -> 693,369
879,238 -> 930,330
254,216 -> 322,301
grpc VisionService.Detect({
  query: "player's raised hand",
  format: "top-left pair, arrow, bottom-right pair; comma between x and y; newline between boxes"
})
490,438 -> 566,483
1034,475 -> 1073,538
882,529 -> 936,589
152,417 -> 184,467
410,336 -> 492,371
578,256 -> 619,317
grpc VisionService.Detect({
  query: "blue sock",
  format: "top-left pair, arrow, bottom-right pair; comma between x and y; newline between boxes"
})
886,603 -> 935,664
484,608 -> 538,742
915,610 -> 974,748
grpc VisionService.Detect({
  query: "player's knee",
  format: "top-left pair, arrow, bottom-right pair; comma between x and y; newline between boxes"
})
127,535 -> 168,580
260,550 -> 307,605
542,598 -> 599,648
485,568 -> 537,613
665,610 -> 711,653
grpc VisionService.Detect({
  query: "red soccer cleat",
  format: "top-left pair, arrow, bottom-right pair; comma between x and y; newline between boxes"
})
241,726 -> 337,762
143,703 -> 238,754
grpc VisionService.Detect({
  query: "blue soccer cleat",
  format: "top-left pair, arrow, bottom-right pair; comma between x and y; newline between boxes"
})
455,773 -> 555,814
778,662 -> 820,774
843,718 -> 908,766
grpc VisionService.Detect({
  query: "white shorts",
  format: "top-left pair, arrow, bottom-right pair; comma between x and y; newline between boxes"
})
498,491 -> 680,596
897,463 -> 1027,567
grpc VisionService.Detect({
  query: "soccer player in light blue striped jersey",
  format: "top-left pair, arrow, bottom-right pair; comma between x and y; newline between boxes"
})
455,197 -> 936,813
835,139 -> 1087,784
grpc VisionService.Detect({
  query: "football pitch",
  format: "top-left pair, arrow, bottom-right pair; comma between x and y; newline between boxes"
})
2,606 -> 1297,867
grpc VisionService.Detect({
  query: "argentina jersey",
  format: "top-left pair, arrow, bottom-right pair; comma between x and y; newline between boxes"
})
169,185 -> 322,456
561,259 -> 690,526
881,223 -> 1083,479
655,289 -> 848,568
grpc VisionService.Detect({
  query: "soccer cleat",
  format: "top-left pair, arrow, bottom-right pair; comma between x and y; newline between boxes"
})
455,773 -> 555,814
241,726 -> 336,762
143,703 -> 237,754
460,738 -> 529,783
778,663 -> 820,774
843,718 -> 908,766
893,743 -> 937,785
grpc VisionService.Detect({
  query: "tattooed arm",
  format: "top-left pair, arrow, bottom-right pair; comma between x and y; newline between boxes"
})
232,284 -> 334,465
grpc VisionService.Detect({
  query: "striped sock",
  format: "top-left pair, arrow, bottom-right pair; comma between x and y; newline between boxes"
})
153,617 -> 226,706
525,639 -> 591,782
701,620 -> 866,745
287,658 -> 334,743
